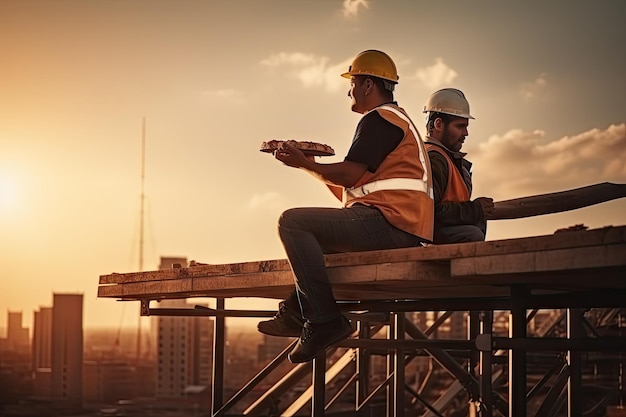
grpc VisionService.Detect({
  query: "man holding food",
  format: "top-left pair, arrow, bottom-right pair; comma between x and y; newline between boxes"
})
258,50 -> 434,363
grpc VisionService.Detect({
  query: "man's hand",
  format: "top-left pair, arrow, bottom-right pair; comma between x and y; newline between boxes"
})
475,197 -> 495,219
274,142 -> 366,188
275,142 -> 315,168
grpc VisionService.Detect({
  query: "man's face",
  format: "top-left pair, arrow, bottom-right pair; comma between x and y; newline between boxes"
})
348,76 -> 367,114
441,117 -> 469,152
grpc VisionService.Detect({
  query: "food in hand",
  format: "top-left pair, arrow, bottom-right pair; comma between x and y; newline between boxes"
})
260,140 -> 335,156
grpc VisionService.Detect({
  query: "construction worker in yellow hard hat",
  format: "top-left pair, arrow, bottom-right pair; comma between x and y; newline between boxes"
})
341,49 -> 399,113
258,50 -> 433,363
423,88 -> 495,244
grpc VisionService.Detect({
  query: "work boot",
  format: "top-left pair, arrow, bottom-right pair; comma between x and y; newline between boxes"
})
288,315 -> 352,363
257,301 -> 304,337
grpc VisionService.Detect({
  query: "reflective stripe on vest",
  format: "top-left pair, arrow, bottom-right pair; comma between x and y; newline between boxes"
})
344,177 -> 430,200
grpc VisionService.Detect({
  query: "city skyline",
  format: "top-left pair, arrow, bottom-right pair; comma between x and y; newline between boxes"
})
0,290 -> 273,412
2,298 -> 624,415
1,1 -> 625,330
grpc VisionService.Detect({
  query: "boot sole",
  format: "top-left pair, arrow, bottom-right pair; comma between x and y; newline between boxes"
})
257,324 -> 302,338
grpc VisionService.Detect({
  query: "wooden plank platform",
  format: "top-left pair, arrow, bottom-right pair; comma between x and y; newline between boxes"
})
98,225 -> 626,302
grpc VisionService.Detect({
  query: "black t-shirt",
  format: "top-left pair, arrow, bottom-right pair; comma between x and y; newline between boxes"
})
344,107 -> 404,173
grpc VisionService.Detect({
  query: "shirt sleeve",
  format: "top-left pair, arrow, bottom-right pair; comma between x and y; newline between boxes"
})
344,110 -> 404,173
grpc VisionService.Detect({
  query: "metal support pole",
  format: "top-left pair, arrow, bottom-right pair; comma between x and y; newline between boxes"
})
509,286 -> 528,417
211,298 -> 225,416
312,351 -> 327,417
468,310 -> 480,417
469,311 -> 480,377
619,311 -> 625,409
480,311 -> 494,417
476,335 -> 626,351
356,319 -> 371,414
387,317 -> 396,417
567,308 -> 585,417
394,312 -> 406,417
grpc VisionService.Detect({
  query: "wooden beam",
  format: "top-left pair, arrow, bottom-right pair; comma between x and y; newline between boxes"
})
99,258 -> 291,284
96,225 -> 626,302
489,182 -> 626,220
451,244 -> 626,277
98,226 -> 626,285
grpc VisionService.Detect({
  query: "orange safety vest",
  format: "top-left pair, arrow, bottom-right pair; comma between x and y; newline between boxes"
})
425,143 -> 471,203
344,104 -> 434,241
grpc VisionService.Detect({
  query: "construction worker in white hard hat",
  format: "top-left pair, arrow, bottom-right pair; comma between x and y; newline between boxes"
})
423,88 -> 495,244
258,50 -> 433,363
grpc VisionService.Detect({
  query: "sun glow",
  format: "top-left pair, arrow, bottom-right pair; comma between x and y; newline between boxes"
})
0,168 -> 28,225
0,173 -> 18,211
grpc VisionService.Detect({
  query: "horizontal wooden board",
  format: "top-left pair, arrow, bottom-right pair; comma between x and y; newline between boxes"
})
97,225 -> 626,302
99,258 -> 291,284
99,226 -> 625,285
451,244 -> 626,279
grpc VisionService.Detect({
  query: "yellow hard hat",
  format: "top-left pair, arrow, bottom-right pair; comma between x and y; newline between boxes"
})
423,88 -> 474,119
341,50 -> 399,83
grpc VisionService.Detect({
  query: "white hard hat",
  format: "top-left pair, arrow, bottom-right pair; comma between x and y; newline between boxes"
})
423,88 -> 474,119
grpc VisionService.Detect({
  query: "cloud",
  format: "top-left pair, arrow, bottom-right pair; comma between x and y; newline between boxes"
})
261,52 -> 318,68
261,52 -> 350,92
342,0 -> 369,18
246,191 -> 286,211
472,124 -> 626,199
201,88 -> 246,104
413,58 -> 458,89
519,73 -> 548,100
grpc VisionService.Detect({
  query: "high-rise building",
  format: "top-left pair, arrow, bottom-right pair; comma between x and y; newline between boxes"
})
31,294 -> 84,404
155,257 -> 214,399
5,311 -> 29,353
32,307 -> 53,370
32,306 -> 53,397
83,360 -> 136,403
50,293 -> 83,407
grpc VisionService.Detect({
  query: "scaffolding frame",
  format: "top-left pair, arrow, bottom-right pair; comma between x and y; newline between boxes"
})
99,225 -> 626,416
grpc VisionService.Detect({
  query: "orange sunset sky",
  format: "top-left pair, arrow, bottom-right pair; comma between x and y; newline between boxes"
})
1,0 -> 625,332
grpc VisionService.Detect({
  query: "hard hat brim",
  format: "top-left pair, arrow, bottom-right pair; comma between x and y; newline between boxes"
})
424,110 -> 475,120
340,71 -> 398,83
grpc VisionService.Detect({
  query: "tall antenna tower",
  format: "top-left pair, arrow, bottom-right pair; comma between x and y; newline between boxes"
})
139,117 -> 146,272
137,117 -> 146,362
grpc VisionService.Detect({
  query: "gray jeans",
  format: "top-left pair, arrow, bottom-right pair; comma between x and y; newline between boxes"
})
278,205 -> 425,323
433,223 -> 486,244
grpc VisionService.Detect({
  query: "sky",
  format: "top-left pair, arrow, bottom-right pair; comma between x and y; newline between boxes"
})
1,0 -> 625,333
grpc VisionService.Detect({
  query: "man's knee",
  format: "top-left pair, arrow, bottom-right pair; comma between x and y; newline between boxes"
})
434,225 -> 485,244
278,208 -> 299,230
462,226 -> 485,242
